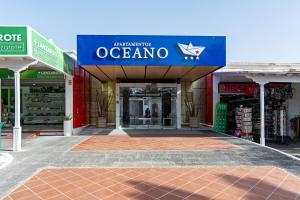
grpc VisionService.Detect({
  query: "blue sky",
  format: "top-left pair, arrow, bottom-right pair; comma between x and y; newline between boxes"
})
1,0 -> 300,63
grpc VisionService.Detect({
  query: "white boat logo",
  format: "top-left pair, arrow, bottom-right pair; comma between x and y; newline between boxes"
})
178,42 -> 205,60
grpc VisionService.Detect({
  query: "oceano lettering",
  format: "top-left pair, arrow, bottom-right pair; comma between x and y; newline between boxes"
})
96,47 -> 168,59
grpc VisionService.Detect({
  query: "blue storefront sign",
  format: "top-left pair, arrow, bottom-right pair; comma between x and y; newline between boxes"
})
77,35 -> 226,66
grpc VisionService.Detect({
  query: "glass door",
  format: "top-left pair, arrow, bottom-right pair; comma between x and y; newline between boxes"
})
147,97 -> 162,128
119,84 -> 177,129
129,97 -> 144,127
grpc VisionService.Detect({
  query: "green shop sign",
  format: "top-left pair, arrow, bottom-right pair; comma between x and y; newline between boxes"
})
31,30 -> 74,76
0,69 -> 64,80
0,69 -> 14,78
0,26 -> 74,76
0,26 -> 27,55
21,69 -> 64,79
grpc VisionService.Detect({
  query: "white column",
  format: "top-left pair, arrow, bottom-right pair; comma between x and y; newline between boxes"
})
260,83 -> 265,146
176,83 -> 181,128
115,83 -> 120,129
13,71 -> 22,151
0,60 -> 38,151
212,74 -> 220,126
65,76 -> 73,135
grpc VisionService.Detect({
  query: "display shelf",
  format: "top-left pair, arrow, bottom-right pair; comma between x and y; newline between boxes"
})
264,86 -> 291,143
235,107 -> 252,135
22,86 -> 65,125
220,94 -> 260,136
214,103 -> 228,133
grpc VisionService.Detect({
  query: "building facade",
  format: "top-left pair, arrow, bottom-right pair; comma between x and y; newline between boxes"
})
76,35 -> 226,129
0,27 -> 226,151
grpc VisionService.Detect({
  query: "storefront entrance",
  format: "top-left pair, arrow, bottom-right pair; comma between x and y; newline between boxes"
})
119,83 -> 177,128
77,34 -> 226,130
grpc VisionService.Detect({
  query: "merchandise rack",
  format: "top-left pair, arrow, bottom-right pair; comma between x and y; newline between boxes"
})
22,87 -> 65,125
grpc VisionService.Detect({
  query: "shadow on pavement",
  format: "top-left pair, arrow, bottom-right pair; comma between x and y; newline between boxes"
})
105,128 -> 228,138
220,174 -> 299,199
127,180 -> 214,200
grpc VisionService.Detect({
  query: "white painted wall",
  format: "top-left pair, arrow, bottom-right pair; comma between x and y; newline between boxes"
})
287,83 -> 300,138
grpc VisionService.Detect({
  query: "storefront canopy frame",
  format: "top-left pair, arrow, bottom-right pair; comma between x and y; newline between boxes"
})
0,26 -> 74,77
0,26 -> 75,151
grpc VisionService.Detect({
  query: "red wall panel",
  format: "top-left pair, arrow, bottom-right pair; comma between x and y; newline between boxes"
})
73,65 -> 91,128
73,65 -> 80,127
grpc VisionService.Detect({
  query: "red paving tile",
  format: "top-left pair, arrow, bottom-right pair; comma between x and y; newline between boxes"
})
5,167 -> 300,200
71,135 -> 239,151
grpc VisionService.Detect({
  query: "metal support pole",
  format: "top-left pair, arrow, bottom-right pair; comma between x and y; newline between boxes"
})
13,71 -> 22,151
260,83 -> 265,146
212,74 -> 220,126
115,83 -> 120,129
177,83 -> 181,129
65,76 -> 73,136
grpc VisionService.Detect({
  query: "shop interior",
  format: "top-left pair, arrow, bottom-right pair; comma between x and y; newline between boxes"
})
216,82 -> 300,144
1,74 -> 65,130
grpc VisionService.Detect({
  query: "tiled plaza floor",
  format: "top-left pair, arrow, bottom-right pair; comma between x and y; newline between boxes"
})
72,135 -> 239,151
4,167 -> 300,200
2,129 -> 300,199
